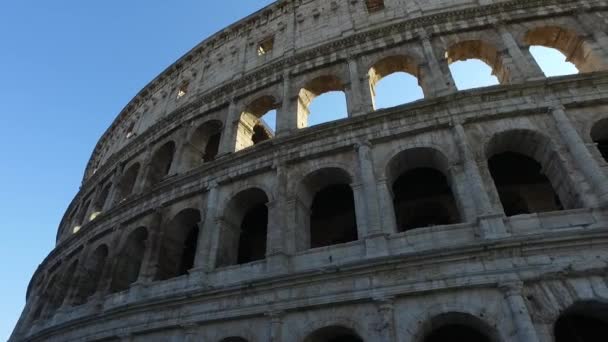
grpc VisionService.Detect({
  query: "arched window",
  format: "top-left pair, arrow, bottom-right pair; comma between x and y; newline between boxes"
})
298,75 -> 348,128
525,26 -> 604,73
485,130 -> 580,215
110,227 -> 148,292
554,301 -> 608,342
156,209 -> 201,280
183,120 -> 222,169
591,118 -> 608,162
386,148 -> 460,232
115,163 -> 140,203
297,168 -> 358,249
89,183 -> 112,221
421,313 -> 497,342
47,261 -> 78,314
73,245 -> 108,305
217,188 -> 269,267
145,141 -> 176,189
236,96 -> 277,151
368,55 -> 424,109
446,40 -> 503,90
304,326 -> 363,342
73,199 -> 91,233
529,46 -> 578,77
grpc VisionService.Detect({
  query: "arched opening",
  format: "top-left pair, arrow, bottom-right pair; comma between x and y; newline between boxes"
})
183,120 -> 222,169
145,141 -> 176,189
73,245 -> 108,305
591,118 -> 608,162
421,313 -> 497,342
368,55 -> 424,109
386,148 -> 460,232
298,168 -> 358,249
115,163 -> 140,203
110,227 -> 148,293
236,96 -> 277,151
525,26 -> 604,73
529,46 -> 578,76
47,261 -> 78,313
32,274 -> 58,320
74,199 -> 91,230
446,40 -> 503,90
304,326 -> 364,342
485,130 -> 580,215
298,75 -> 348,128
554,301 -> 608,342
156,209 -> 201,280
89,183 -> 112,221
217,188 -> 269,267
489,152 -> 563,216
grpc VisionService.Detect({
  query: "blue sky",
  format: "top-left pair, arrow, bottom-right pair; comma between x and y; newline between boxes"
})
0,1 -> 576,340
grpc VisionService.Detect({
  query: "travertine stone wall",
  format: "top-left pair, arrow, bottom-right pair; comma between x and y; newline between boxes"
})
11,0 -> 608,341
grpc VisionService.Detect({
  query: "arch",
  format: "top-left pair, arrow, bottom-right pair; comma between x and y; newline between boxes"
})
368,55 -> 424,109
304,325 -> 364,342
32,274 -> 58,321
446,40 -> 504,89
296,167 -> 358,249
385,147 -> 460,231
115,163 -> 140,203
298,75 -> 347,128
183,120 -> 222,169
485,129 -> 580,214
110,227 -> 148,292
236,96 -> 277,151
156,208 -> 201,280
47,260 -> 78,315
216,188 -> 269,267
73,244 -> 108,304
418,312 -> 500,342
89,182 -> 112,221
591,118 -> 608,162
554,301 -> 608,342
524,26 -> 605,73
145,141 -> 176,189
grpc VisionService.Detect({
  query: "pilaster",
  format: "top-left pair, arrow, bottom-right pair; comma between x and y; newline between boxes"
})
499,280 -> 540,342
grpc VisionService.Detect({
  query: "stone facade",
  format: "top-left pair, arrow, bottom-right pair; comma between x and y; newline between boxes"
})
10,0 -> 608,341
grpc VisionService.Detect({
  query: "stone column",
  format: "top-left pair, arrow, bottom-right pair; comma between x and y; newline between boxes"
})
494,23 -> 545,80
135,210 -> 163,284
356,142 -> 388,257
348,57 -> 374,116
277,70 -> 297,136
375,297 -> 397,342
132,151 -> 152,194
499,280 -> 540,342
376,177 -> 398,234
95,227 -> 124,299
218,99 -> 239,155
266,165 -> 289,273
453,123 -> 508,238
168,133 -> 189,176
351,182 -> 369,240
194,182 -> 219,271
418,30 -> 457,96
267,311 -> 284,342
550,105 -> 608,206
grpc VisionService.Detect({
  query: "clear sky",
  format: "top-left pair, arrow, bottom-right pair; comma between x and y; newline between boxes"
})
0,1 -> 576,340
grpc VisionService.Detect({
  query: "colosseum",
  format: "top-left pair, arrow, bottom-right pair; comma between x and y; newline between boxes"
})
10,0 -> 608,341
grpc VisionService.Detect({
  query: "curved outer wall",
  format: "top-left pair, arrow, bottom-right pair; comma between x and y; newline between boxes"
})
12,0 -> 608,341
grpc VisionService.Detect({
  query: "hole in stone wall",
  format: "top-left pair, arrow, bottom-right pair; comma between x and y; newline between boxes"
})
73,245 -> 108,305
304,326 -> 364,342
257,37 -> 274,56
184,120 -> 223,169
298,75 -> 348,128
145,141 -> 176,188
237,203 -> 268,264
446,40 -> 503,90
89,183 -> 112,221
525,26 -> 603,73
310,184 -> 358,248
110,227 -> 148,293
489,152 -> 563,216
237,96 -> 277,151
529,46 -> 578,76
554,302 -> 608,342
392,168 -> 460,231
156,209 -> 201,280
116,163 -> 140,203
591,118 -> 608,162
368,55 -> 424,109
365,0 -> 385,13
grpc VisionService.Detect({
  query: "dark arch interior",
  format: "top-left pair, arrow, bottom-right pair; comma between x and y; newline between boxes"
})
156,209 -> 201,280
554,303 -> 608,342
252,123 -> 272,144
146,142 -> 176,188
74,245 -> 108,304
424,324 -> 491,342
116,164 -> 140,202
204,132 -> 221,162
392,168 -> 460,231
310,184 -> 358,248
489,152 -> 562,216
237,203 -> 268,264
591,120 -> 608,162
305,326 -> 363,342
110,227 -> 148,292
